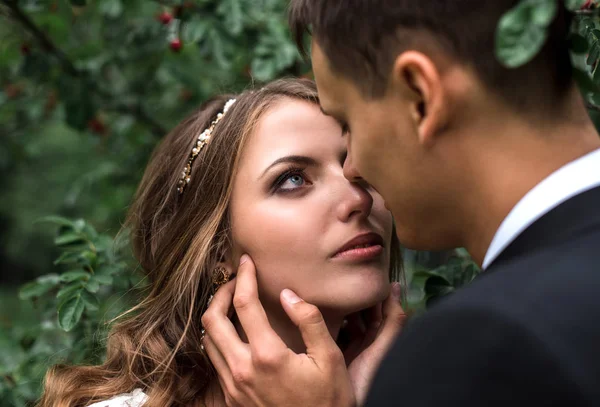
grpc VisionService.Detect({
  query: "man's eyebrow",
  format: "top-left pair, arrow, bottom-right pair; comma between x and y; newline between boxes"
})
260,155 -> 318,179
319,106 -> 346,134
319,106 -> 330,116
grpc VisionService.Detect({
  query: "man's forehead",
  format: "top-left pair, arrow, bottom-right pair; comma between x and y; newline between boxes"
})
311,42 -> 345,114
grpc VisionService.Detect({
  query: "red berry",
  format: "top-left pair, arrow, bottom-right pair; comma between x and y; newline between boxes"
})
170,38 -> 182,52
4,84 -> 23,99
20,43 -> 31,56
582,0 -> 594,9
157,11 -> 173,25
88,118 -> 106,134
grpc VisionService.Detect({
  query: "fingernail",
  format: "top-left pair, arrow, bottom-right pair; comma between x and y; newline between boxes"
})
391,282 -> 402,299
239,254 -> 249,266
281,289 -> 303,304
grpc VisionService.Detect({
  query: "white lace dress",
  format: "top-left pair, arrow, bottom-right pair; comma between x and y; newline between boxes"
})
87,389 -> 148,407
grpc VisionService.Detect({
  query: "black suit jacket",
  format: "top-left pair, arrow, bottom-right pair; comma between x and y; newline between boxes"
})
366,186 -> 600,406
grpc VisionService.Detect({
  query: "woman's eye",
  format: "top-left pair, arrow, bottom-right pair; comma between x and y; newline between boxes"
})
279,173 -> 306,190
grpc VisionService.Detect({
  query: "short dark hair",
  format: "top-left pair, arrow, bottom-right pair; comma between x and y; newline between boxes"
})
289,0 -> 574,111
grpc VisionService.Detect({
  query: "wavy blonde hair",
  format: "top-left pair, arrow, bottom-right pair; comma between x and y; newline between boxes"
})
37,78 -> 404,407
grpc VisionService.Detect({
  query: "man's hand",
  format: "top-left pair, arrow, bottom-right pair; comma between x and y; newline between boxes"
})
201,254 -> 404,407
341,285 -> 406,405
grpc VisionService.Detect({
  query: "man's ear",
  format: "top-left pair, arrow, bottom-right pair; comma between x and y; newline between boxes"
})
390,51 -> 448,148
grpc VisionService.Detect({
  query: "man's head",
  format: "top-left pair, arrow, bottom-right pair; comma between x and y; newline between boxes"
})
289,0 -> 577,251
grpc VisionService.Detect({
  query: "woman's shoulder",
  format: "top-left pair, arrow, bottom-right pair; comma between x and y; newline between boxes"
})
86,388 -> 148,407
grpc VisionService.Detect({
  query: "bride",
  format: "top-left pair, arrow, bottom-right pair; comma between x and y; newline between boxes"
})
37,78 -> 405,407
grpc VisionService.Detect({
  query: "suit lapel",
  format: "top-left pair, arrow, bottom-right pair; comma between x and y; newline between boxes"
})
488,185 -> 600,269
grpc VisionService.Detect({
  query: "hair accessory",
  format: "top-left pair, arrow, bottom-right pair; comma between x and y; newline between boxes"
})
177,98 -> 237,194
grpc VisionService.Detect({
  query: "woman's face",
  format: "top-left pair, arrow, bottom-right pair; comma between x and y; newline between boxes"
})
229,98 -> 394,316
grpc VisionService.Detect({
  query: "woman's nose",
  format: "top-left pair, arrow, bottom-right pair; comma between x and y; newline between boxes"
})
337,179 -> 374,222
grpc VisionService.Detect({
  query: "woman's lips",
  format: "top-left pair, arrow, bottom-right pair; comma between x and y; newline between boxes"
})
332,232 -> 384,261
332,244 -> 384,261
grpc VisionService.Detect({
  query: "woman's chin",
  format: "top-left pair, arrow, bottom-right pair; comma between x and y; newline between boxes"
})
318,284 -> 391,316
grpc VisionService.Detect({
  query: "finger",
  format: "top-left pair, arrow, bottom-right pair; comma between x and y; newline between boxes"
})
341,313 -> 367,363
233,254 -> 286,350
203,333 -> 232,383
202,279 -> 249,364
210,277 -> 237,318
371,283 -> 406,350
280,288 -> 340,361
361,301 -> 383,348
203,334 -> 249,407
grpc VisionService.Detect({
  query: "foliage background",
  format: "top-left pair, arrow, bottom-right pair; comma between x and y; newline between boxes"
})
0,0 -> 598,405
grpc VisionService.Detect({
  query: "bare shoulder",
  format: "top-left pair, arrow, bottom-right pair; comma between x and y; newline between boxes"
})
86,389 -> 148,407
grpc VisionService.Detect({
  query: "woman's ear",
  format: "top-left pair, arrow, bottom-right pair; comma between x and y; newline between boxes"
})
214,246 -> 236,281
390,51 -> 448,148
212,252 -> 236,283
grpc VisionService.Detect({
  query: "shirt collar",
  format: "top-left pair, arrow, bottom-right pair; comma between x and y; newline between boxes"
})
482,148 -> 600,270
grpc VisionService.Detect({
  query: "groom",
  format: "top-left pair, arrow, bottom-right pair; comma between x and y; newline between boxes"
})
202,1 -> 600,406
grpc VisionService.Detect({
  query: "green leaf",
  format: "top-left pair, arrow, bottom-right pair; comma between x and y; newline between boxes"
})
35,216 -> 75,228
94,235 -> 113,253
99,0 -> 123,18
425,275 -> 454,296
19,275 -> 60,300
587,42 -> 600,66
590,91 -> 600,105
53,251 -> 81,266
56,282 -> 84,301
183,20 -> 210,43
81,291 -> 99,311
90,274 -> 113,286
82,223 -> 98,239
85,278 -> 100,293
531,0 -> 558,27
78,250 -> 97,268
565,0 -> 588,11
54,232 -> 84,246
58,292 -> 85,331
59,270 -> 90,282
495,0 -> 557,68
73,219 -> 86,233
250,58 -> 277,81
218,0 -> 244,35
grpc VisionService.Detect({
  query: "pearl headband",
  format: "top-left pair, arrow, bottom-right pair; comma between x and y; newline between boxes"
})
177,98 -> 237,194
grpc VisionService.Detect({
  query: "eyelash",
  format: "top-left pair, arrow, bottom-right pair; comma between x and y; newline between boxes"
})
272,165 -> 309,193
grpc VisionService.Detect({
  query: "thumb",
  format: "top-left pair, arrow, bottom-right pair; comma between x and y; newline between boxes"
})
280,289 -> 340,359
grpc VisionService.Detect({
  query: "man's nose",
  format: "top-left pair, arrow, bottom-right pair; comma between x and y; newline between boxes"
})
342,151 -> 362,182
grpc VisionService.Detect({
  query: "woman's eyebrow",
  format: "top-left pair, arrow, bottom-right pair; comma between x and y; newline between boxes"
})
260,155 -> 318,179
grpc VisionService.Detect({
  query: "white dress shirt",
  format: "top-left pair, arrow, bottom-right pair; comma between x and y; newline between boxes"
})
482,148 -> 600,270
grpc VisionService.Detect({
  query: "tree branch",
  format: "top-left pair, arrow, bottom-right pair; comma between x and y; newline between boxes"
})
2,0 -> 80,76
2,0 -> 167,138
